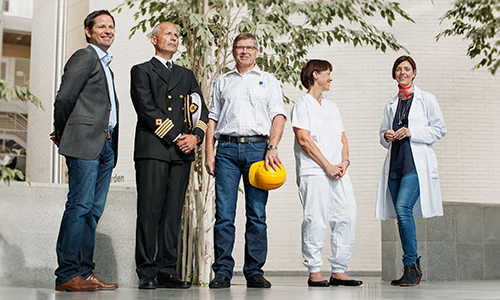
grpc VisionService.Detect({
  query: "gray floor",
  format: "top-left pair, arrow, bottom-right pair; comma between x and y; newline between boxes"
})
1,276 -> 500,300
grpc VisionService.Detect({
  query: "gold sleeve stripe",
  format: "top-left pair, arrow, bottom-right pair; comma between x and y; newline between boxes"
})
157,123 -> 174,138
156,122 -> 174,137
154,119 -> 174,138
155,119 -> 173,134
196,121 -> 208,132
195,120 -> 208,133
156,123 -> 174,138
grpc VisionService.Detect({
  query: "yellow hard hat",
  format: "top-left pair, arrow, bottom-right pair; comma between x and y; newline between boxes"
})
249,160 -> 286,191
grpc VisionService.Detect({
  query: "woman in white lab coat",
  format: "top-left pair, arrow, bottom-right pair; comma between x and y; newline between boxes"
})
376,56 -> 446,286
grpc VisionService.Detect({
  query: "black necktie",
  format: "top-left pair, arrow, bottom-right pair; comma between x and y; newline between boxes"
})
166,61 -> 172,79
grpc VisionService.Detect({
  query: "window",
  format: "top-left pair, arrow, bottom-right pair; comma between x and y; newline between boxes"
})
14,59 -> 30,87
1,63 -> 6,80
3,0 -> 9,12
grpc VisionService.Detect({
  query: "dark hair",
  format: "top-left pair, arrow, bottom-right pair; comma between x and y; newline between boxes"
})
84,10 -> 115,43
232,33 -> 259,49
300,59 -> 333,90
392,55 -> 416,80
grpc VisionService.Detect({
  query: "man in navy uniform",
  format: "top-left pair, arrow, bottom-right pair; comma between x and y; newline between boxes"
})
130,22 -> 209,289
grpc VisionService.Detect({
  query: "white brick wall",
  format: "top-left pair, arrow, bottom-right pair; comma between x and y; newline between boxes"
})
26,0 -> 59,183
27,0 -> 500,274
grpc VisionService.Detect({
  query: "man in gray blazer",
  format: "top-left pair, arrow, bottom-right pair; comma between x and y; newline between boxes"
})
51,10 -> 119,292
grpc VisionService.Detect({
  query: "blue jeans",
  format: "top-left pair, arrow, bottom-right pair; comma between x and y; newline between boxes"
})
55,139 -> 115,285
212,141 -> 268,280
388,172 -> 420,266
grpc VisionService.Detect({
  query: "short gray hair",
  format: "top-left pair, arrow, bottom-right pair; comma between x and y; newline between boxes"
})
151,23 -> 161,37
233,33 -> 259,49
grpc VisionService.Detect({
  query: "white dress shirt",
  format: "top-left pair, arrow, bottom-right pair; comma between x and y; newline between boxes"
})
209,65 -> 286,139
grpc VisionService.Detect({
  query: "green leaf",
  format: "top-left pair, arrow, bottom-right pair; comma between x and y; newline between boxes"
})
437,0 -> 500,75
0,166 -> 31,186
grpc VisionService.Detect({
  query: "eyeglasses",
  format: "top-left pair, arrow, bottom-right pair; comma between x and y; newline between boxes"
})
234,46 -> 257,51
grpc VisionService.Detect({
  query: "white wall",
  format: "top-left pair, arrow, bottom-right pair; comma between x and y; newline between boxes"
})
4,0 -> 33,18
26,0 -> 58,183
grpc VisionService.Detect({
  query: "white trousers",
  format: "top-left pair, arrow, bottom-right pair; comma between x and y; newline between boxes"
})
298,174 -> 357,273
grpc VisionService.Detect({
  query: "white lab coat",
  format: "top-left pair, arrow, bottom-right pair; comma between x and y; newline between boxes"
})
375,86 -> 446,220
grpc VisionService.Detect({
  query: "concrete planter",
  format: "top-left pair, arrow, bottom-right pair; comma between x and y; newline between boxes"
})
0,182 -> 137,287
382,202 -> 500,281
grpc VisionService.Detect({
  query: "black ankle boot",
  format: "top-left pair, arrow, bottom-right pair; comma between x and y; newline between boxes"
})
391,256 -> 422,286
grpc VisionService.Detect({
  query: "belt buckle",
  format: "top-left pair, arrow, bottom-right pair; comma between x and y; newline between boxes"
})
236,137 -> 246,143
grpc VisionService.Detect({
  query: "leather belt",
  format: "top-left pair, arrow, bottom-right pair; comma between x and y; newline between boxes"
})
219,135 -> 268,144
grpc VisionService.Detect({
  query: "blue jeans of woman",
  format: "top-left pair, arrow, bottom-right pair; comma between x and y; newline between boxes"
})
212,141 -> 268,280
55,139 -> 114,285
388,171 -> 420,266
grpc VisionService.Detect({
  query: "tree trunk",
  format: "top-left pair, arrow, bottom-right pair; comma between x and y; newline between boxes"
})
179,142 -> 215,284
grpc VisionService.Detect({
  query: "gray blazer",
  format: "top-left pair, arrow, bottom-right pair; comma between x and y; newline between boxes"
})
53,45 -> 119,166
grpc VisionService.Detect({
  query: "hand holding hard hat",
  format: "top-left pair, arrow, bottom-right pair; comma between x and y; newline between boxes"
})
249,160 -> 287,190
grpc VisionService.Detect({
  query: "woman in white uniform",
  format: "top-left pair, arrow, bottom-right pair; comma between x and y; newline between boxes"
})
291,60 -> 361,287
376,56 -> 446,286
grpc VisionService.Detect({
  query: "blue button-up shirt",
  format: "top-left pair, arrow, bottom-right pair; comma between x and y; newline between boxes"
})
90,43 -> 117,132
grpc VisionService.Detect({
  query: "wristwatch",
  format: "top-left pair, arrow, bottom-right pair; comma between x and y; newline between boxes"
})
267,144 -> 278,150
194,134 -> 201,144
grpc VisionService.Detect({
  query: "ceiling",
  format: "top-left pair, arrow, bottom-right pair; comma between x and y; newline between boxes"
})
2,32 -> 31,46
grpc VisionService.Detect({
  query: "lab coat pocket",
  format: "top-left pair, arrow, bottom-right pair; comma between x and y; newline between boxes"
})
428,148 -> 439,180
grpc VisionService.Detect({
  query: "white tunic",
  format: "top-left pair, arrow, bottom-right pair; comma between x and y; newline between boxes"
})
291,94 -> 357,272
375,86 -> 447,220
291,94 -> 345,177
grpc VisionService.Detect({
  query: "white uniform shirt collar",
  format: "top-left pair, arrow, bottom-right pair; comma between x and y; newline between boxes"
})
153,55 -> 173,68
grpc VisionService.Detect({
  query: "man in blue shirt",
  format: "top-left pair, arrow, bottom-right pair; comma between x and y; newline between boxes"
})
52,10 -> 119,292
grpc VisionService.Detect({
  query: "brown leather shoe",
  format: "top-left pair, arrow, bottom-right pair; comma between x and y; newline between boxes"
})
86,274 -> 118,290
55,275 -> 99,292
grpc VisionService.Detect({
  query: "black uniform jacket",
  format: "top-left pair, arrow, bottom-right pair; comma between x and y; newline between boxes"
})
130,57 -> 208,162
